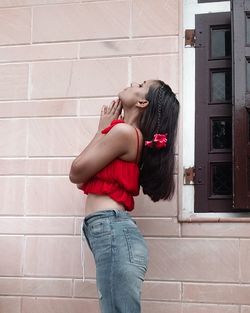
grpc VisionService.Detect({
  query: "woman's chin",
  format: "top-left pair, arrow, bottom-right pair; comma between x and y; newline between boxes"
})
117,92 -> 124,102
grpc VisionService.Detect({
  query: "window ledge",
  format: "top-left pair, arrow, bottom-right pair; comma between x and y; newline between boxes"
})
178,212 -> 250,223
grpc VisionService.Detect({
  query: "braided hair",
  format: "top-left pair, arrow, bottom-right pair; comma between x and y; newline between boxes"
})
139,80 -> 180,202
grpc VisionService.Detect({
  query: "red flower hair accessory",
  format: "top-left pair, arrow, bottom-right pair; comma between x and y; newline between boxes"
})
145,133 -> 168,149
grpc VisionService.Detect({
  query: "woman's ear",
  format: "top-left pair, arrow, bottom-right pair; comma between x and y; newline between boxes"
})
136,99 -> 149,109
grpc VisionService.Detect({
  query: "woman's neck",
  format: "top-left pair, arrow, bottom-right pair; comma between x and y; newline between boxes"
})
123,109 -> 141,128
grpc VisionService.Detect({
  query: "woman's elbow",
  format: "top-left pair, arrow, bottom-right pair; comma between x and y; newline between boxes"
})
69,163 -> 86,184
69,173 -> 79,184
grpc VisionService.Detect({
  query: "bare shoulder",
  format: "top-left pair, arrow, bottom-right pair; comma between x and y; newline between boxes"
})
107,122 -> 137,138
107,122 -> 144,160
103,122 -> 144,157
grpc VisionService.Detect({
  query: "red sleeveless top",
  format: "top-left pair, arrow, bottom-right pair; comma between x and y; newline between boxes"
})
80,119 -> 140,211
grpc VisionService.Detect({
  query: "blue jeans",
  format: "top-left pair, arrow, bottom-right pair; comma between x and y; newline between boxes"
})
82,209 -> 149,313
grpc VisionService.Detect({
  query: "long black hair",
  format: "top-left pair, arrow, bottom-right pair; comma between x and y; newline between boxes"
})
139,80 -> 180,202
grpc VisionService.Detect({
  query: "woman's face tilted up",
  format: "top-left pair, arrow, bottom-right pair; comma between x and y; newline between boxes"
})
118,80 -> 157,109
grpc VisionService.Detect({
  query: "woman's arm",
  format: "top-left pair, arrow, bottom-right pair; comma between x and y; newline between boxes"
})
74,131 -> 103,190
69,99 -> 125,184
69,123 -> 133,184
73,130 -> 104,168
72,99 -> 121,166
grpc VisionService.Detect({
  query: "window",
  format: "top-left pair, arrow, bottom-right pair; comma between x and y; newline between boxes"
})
195,12 -> 234,212
193,0 -> 250,213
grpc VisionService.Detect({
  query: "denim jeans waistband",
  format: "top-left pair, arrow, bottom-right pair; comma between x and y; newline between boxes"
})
84,209 -> 131,226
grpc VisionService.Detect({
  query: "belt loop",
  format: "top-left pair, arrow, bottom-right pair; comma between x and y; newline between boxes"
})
114,208 -> 123,218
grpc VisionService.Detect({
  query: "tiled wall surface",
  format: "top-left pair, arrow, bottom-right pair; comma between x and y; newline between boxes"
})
0,1 -> 249,313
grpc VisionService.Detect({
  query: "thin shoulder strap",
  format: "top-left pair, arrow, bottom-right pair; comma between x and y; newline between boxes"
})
134,128 -> 140,164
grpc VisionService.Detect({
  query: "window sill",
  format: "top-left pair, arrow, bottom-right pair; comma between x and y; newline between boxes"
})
178,212 -> 250,223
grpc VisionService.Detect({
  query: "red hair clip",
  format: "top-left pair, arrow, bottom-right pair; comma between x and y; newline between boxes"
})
145,133 -> 168,149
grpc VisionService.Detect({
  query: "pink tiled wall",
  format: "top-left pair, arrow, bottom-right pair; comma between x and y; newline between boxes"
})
0,1 -> 248,313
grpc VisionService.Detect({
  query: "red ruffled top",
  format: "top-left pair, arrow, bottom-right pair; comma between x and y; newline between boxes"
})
80,119 -> 140,211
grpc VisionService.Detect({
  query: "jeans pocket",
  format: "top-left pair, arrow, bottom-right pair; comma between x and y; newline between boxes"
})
123,227 -> 149,270
88,219 -> 111,237
87,219 -> 112,265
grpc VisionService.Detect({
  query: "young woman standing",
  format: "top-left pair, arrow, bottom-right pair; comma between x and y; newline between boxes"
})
69,79 -> 180,313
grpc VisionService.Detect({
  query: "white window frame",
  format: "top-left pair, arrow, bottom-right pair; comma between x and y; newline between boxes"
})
179,0 -> 250,221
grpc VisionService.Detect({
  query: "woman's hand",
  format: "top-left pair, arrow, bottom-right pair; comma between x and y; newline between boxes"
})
98,99 -> 122,132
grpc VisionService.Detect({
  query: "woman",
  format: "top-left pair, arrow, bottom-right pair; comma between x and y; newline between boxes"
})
69,79 -> 180,313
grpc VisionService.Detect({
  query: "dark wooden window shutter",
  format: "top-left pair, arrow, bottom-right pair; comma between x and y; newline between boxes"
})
232,0 -> 250,209
195,12 -> 234,212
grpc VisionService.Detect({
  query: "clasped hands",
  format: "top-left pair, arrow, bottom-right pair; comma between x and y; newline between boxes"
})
97,98 -> 123,132
76,98 -> 123,190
